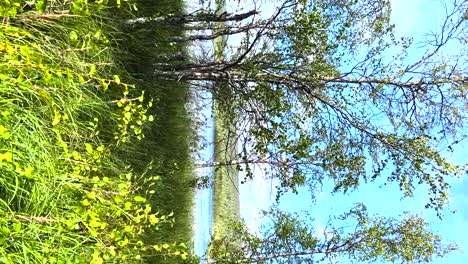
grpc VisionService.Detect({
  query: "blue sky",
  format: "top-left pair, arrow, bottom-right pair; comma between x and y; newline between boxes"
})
194,0 -> 467,262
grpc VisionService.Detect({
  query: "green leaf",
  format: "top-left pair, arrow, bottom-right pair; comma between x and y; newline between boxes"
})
0,152 -> 13,162
12,222 -> 21,232
82,199 -> 91,206
100,79 -> 108,90
118,238 -> 128,247
113,75 -> 120,84
24,167 -> 33,177
52,113 -> 60,126
149,214 -> 160,225
0,226 -> 8,235
89,220 -> 101,228
89,65 -> 96,76
87,192 -> 96,200
68,31 -> 78,42
85,143 -> 93,154
133,196 -> 146,202
4,152 -> 13,163
1,131 -> 11,140
36,1 -> 46,13
153,245 -> 162,251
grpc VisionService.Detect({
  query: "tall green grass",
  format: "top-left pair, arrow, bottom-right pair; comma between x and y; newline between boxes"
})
212,105 -> 241,238
112,0 -> 198,262
210,0 -> 241,241
0,1 -> 192,262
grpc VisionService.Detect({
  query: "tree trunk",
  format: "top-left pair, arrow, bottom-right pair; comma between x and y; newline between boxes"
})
124,9 -> 258,26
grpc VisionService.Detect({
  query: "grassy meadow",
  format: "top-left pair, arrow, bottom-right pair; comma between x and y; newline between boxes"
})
210,0 -> 241,245
0,0 -> 243,262
115,0 -> 197,261
0,0 -> 196,263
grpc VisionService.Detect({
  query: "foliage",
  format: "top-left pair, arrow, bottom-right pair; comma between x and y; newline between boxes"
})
0,0 -> 192,262
137,0 -> 467,262
242,0 -> 466,215
1,0 -> 465,262
153,0 -> 467,217
210,0 -> 241,245
115,1 -> 198,263
207,205 -> 458,264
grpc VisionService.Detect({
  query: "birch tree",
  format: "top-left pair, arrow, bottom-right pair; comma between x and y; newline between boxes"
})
207,204 -> 457,263
160,0 -> 467,216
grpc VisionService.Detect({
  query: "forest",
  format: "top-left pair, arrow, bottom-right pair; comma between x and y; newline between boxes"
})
0,0 -> 466,263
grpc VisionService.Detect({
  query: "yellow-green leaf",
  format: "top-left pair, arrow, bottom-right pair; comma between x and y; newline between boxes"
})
82,199 -> 91,206
87,192 -> 96,200
89,65 -> 96,76
85,143 -> 93,154
113,75 -> 120,84
12,222 -> 21,232
1,152 -> 13,162
52,114 -> 61,126
68,31 -> 78,42
149,214 -> 160,225
89,220 -> 101,228
133,196 -> 146,202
